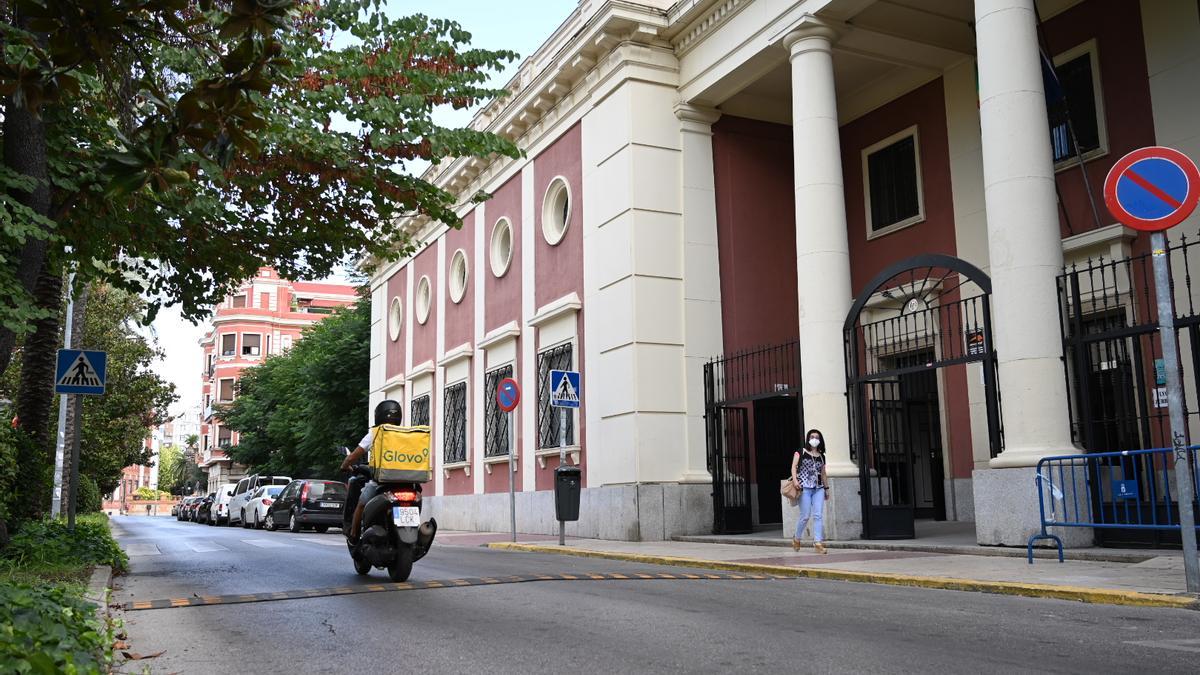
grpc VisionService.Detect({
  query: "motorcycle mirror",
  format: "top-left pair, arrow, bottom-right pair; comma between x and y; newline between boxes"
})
339,445 -> 350,456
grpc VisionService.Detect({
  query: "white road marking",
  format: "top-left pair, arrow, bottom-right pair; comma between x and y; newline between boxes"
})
1124,639 -> 1200,654
125,543 -> 161,556
241,539 -> 292,548
187,541 -> 229,553
297,537 -> 344,547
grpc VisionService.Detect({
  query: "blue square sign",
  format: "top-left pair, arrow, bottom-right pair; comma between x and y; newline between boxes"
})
55,349 -> 107,395
1114,479 -> 1139,500
549,370 -> 580,409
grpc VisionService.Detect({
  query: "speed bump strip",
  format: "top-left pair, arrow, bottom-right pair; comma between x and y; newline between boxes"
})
122,570 -> 786,611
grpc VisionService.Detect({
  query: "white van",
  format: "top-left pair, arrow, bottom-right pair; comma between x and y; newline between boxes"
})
228,474 -> 292,526
212,482 -> 238,526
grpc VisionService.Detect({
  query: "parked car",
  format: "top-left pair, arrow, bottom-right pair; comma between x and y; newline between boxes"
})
170,500 -> 180,517
241,485 -> 285,529
211,482 -> 238,526
228,474 -> 292,527
195,492 -> 216,525
266,480 -> 346,533
179,496 -> 199,521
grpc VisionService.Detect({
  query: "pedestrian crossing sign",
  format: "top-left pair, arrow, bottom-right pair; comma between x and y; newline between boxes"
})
55,349 -> 108,395
549,370 -> 580,408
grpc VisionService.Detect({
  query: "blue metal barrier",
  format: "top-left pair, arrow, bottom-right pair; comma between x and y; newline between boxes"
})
1028,446 -> 1200,563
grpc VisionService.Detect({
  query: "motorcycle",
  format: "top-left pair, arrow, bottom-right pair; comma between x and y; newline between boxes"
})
341,447 -> 437,582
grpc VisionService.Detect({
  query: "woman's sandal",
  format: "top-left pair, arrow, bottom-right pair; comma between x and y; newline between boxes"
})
814,542 -> 827,554
792,537 -> 801,552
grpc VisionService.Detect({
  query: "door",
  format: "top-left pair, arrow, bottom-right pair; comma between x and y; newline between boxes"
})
862,380 -> 915,538
753,397 -> 801,525
898,368 -> 946,521
708,406 -> 752,534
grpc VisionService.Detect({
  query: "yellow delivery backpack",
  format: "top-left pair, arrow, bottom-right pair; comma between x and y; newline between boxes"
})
370,424 -> 432,483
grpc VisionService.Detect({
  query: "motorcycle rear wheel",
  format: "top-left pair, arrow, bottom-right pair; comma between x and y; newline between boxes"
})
353,553 -> 372,576
387,545 -> 414,582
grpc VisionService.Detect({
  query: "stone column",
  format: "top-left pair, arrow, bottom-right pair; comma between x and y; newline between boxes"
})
783,21 -> 861,540
674,102 -> 724,484
783,23 -> 855,477
973,0 -> 1085,546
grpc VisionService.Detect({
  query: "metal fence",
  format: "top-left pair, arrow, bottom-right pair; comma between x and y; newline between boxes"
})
1028,446 -> 1200,562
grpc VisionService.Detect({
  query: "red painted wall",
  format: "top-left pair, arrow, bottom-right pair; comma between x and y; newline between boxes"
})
384,269 -> 405,380
1043,0 -> 1155,239
411,244 -> 438,368
443,210 -> 475,350
712,116 -> 800,354
534,123 -> 584,308
484,174 -> 523,333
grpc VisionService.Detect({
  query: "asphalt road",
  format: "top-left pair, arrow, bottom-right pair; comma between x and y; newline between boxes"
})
112,516 -> 1200,674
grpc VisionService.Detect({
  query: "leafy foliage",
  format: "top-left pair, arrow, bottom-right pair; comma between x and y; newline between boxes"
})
156,444 -> 184,495
76,476 -> 101,515
223,296 -> 368,477
0,581 -> 111,675
1,515 -> 128,574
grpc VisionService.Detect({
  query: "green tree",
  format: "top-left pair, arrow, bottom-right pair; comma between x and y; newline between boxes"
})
223,297 -> 368,477
1,1 -> 520,498
156,444 -> 184,496
75,287 -> 177,496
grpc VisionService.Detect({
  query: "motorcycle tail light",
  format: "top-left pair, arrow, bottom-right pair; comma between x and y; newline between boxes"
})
389,490 -> 419,503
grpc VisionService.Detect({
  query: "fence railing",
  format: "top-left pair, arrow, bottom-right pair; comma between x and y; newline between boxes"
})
1028,446 -> 1200,563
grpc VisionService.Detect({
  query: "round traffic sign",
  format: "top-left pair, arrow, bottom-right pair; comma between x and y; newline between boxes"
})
1103,146 -> 1200,231
496,377 -> 520,412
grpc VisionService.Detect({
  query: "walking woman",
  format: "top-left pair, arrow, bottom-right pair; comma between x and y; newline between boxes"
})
791,428 -> 829,553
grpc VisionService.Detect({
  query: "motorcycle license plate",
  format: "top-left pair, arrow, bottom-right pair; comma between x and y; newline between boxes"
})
392,506 -> 420,527
321,502 -> 339,508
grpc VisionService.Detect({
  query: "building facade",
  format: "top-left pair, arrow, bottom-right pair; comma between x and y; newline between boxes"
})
199,269 -> 357,493
367,0 -> 1200,545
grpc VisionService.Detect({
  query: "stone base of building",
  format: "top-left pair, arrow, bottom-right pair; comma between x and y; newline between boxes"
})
972,466 -> 1093,547
779,476 -> 863,541
423,482 -> 713,542
946,478 -> 975,522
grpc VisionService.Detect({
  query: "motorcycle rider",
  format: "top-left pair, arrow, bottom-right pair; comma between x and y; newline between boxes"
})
339,399 -> 404,542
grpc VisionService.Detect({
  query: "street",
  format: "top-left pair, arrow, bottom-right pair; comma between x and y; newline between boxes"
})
112,516 -> 1200,674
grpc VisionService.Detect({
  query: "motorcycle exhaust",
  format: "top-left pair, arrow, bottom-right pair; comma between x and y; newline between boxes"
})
415,518 -> 438,560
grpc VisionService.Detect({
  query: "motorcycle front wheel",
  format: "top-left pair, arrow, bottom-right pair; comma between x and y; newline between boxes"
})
353,553 -> 372,576
387,545 -> 414,582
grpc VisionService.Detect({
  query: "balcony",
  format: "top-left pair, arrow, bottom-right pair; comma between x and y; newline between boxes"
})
203,405 -> 213,422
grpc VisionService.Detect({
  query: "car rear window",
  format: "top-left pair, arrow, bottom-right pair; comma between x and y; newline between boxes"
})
307,482 -> 346,500
265,486 -> 283,497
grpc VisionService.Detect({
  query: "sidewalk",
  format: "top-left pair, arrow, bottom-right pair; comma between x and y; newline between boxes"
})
480,532 -> 1199,609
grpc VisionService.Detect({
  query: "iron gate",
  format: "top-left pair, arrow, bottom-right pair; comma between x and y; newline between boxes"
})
845,254 -> 1002,539
703,341 -> 803,534
1058,235 -> 1200,548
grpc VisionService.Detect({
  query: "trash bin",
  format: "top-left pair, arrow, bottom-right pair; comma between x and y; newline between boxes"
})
554,465 -> 582,522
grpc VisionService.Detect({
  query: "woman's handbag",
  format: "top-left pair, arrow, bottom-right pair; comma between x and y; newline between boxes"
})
780,478 -> 800,501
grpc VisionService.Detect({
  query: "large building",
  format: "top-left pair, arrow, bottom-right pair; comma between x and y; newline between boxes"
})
366,0 -> 1200,546
198,269 -> 357,493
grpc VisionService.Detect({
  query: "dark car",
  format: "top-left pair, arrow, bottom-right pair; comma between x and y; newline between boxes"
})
266,480 -> 346,533
195,492 -> 216,524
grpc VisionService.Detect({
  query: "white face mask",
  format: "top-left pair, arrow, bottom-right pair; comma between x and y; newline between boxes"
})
808,438 -> 821,449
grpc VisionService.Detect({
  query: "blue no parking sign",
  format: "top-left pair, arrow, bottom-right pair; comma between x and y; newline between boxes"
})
1103,146 -> 1200,231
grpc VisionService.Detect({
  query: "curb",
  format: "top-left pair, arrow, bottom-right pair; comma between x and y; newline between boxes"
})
672,535 -> 1159,563
487,543 -> 1199,609
85,565 -> 113,621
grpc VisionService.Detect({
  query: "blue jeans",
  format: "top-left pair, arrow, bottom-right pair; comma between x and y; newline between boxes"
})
795,487 -> 825,542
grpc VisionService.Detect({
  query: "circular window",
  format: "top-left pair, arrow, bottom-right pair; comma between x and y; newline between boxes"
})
542,177 -> 571,245
490,218 -> 514,277
415,275 -> 432,325
387,296 -> 403,341
448,249 -> 468,304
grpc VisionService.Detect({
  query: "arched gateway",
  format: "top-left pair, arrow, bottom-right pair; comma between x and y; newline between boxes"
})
844,254 -> 1002,539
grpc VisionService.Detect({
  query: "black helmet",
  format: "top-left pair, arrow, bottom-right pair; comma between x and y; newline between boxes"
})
374,399 -> 403,426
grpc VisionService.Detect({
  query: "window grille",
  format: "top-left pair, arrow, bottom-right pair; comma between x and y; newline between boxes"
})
410,394 -> 430,427
867,134 -> 920,231
484,365 -> 513,457
443,382 -> 467,464
538,343 -> 575,448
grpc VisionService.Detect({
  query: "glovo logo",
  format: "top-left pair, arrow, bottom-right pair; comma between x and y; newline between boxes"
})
381,445 -> 430,466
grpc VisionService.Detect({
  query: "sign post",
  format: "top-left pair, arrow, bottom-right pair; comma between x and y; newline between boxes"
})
496,377 -> 521,543
1104,146 -> 1200,594
550,370 -> 581,545
54,349 -> 108,530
